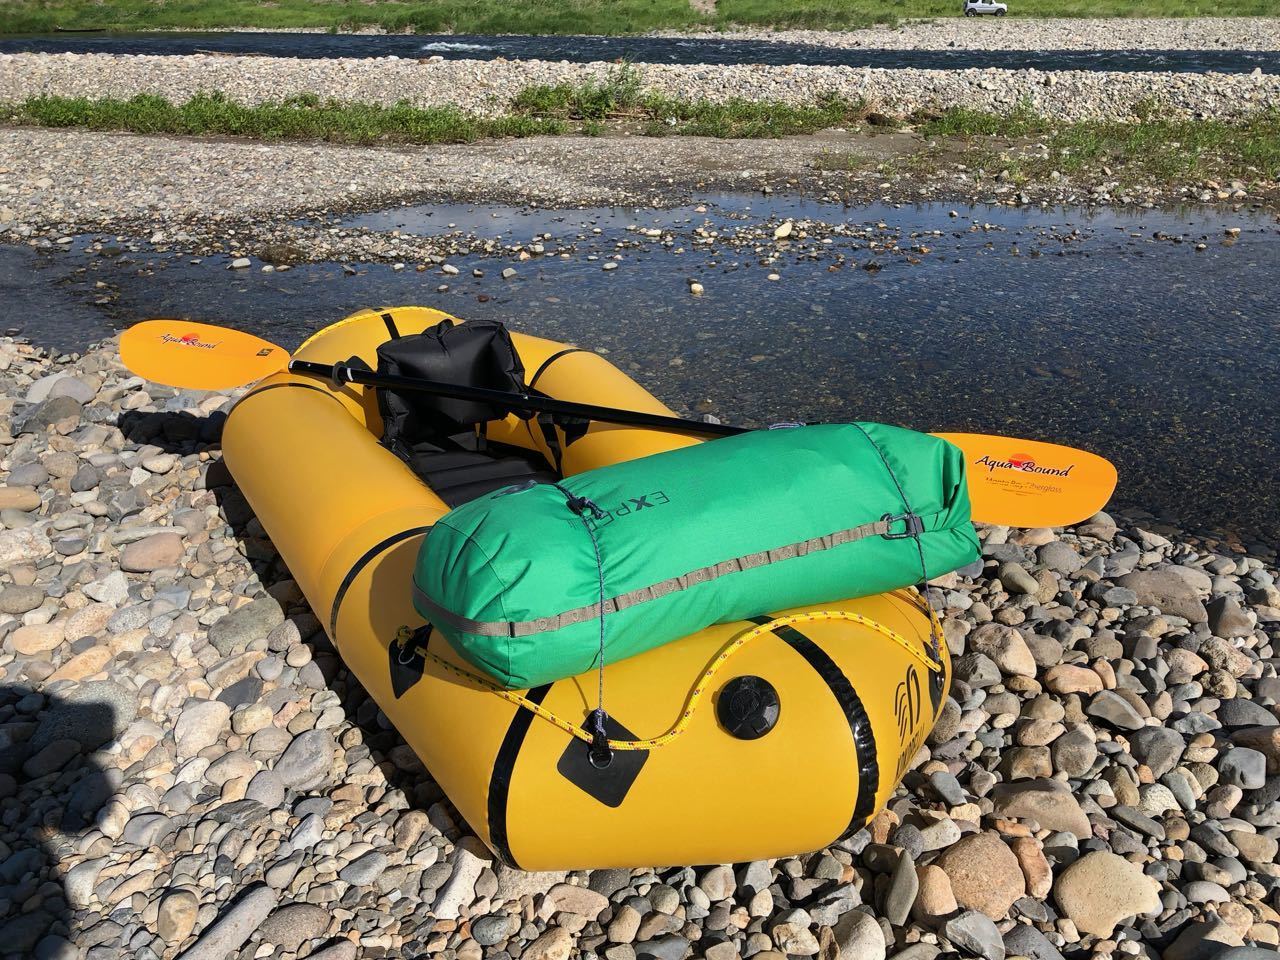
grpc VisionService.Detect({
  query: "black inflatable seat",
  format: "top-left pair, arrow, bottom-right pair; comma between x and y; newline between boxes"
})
404,435 -> 558,508
375,318 -> 560,505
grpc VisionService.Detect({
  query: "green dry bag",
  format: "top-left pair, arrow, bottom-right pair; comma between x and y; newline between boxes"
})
413,422 -> 978,689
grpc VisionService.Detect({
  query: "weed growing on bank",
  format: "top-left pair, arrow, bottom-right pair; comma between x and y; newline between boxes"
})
9,92 -> 567,145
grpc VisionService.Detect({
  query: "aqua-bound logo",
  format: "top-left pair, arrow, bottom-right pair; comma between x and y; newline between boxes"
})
160,332 -> 221,350
974,453 -> 1075,478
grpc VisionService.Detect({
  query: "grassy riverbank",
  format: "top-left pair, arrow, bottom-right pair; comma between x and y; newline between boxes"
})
2,0 -> 1275,34
6,86 -> 875,142
6,88 -> 1279,187
908,104 -> 1280,185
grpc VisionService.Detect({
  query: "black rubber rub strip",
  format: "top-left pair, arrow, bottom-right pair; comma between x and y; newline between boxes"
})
327,526 -> 434,639
488,683 -> 552,868
752,616 -> 879,840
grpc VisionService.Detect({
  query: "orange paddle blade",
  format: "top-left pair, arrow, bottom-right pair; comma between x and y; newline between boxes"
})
933,433 -> 1118,528
120,320 -> 289,391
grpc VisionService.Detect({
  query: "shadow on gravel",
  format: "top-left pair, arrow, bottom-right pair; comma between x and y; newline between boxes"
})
116,408 -> 453,816
0,683 -> 117,958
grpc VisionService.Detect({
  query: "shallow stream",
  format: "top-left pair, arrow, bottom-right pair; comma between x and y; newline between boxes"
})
4,195 -> 1278,546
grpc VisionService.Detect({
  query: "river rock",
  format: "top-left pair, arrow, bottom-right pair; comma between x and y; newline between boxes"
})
306,945 -> 358,960
0,486 -> 40,511
14,395 -> 82,435
32,680 -> 138,751
1162,921 -> 1246,960
833,909 -> 886,960
1043,664 -> 1104,695
542,882 -> 609,919
259,902 -> 330,950
913,864 -> 958,920
208,596 -> 284,655
0,583 -> 43,614
158,889 -> 199,942
524,926 -> 574,960
934,832 -> 1024,920
1051,725 -> 1098,778
1116,565 -> 1210,623
120,531 -> 184,572
274,728 -> 336,787
339,850 -> 387,886
1230,727 -> 1280,773
883,851 -> 918,926
12,622 -> 65,655
1053,851 -> 1160,937
433,836 -> 490,920
1009,836 -> 1052,899
1206,596 -> 1253,637
1219,747 -> 1266,789
83,571 -> 130,606
174,884 -> 277,960
1129,726 -> 1186,777
943,910 -> 1005,960
991,780 -> 1091,838
967,623 -> 1036,678
1086,690 -> 1146,730
175,699 -> 231,757
0,526 -> 50,568
1003,925 -> 1064,960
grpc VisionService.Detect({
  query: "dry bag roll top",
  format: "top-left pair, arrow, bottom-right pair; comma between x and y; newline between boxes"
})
414,422 -> 979,689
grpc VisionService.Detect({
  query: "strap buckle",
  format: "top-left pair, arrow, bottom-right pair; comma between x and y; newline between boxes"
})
881,512 -> 925,540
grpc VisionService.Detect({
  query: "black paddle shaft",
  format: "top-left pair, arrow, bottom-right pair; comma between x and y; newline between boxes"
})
288,359 -> 748,437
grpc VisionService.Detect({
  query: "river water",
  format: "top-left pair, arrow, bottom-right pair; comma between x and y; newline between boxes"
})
4,196 -> 1278,546
2,32 -> 1277,74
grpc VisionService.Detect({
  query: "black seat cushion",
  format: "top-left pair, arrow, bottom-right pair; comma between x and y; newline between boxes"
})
406,438 -> 558,508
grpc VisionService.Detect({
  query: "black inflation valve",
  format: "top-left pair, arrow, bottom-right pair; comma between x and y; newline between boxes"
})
717,675 -> 781,740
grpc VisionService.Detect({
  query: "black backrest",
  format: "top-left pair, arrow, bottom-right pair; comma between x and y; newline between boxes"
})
376,319 -> 525,450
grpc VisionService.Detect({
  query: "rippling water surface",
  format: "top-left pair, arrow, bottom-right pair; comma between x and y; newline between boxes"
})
4,196 -> 1278,546
2,31 -> 1277,73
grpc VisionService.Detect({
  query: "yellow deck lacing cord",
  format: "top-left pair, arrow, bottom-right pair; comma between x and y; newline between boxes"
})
396,590 -> 943,753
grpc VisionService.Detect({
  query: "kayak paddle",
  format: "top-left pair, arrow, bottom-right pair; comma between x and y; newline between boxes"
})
119,319 -> 1117,527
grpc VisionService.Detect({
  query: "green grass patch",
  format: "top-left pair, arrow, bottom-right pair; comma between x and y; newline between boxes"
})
916,104 -> 1050,138
514,66 -> 870,137
6,92 -> 567,144
1,0 -> 1276,34
0,0 -> 702,36
915,105 -> 1280,183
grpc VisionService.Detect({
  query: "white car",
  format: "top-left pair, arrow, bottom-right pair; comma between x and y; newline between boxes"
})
964,0 -> 1008,14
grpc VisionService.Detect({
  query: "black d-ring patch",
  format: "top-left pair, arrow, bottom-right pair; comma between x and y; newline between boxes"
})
389,626 -> 431,698
557,714 -> 648,808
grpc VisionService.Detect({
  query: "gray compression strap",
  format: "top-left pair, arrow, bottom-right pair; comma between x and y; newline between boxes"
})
849,422 -> 942,660
413,515 -> 911,638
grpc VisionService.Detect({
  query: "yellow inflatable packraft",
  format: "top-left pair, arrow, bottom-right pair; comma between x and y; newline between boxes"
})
221,307 -> 953,870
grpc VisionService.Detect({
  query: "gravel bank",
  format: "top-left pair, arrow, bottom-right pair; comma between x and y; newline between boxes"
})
3,51 -> 1278,121
1,336 -> 1279,959
675,18 -> 1280,52
1,127 -> 1270,258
